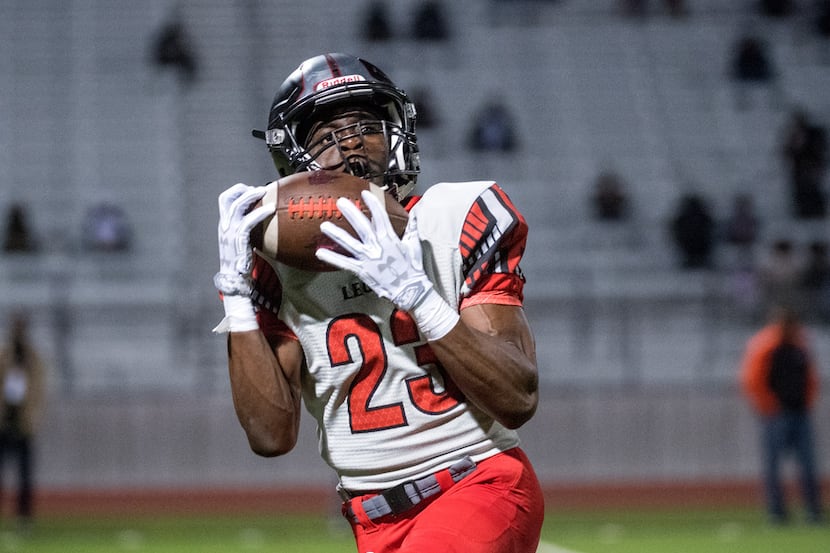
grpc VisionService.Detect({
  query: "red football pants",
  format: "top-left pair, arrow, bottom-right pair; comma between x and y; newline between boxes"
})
343,447 -> 544,553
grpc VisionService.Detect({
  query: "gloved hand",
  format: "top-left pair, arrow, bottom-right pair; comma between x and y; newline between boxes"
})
212,183 -> 274,334
316,190 -> 459,341
213,183 -> 274,296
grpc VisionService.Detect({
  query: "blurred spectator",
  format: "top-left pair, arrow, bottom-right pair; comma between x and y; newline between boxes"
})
621,0 -> 649,17
758,0 -> 795,18
781,108 -> 828,219
757,238 -> 803,313
590,170 -> 629,221
817,1 -> 830,38
408,85 -> 439,129
801,240 -> 830,323
722,193 -> 763,315
468,99 -> 519,153
150,15 -> 198,86
411,1 -> 450,41
0,312 -> 45,529
739,306 -> 824,524
664,0 -> 687,17
81,202 -> 132,252
669,193 -> 716,269
620,0 -> 687,18
730,33 -> 777,109
732,34 -> 774,82
361,1 -> 392,42
723,192 -> 761,268
3,204 -> 37,254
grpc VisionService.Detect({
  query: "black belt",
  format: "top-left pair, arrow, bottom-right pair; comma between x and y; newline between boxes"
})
345,456 -> 477,523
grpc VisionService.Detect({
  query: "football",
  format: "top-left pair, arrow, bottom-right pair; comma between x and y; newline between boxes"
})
251,170 -> 410,272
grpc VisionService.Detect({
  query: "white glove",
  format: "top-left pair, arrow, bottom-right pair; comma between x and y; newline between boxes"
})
316,190 -> 459,341
213,183 -> 274,296
212,183 -> 274,334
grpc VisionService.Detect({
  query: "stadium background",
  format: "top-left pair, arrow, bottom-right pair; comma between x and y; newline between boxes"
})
1,0 -> 829,511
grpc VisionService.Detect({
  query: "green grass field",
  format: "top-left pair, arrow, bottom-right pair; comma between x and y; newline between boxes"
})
0,508 -> 826,553
542,508 -> 828,553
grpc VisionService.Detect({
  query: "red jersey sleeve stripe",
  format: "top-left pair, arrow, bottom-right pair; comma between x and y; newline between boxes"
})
460,184 -> 528,297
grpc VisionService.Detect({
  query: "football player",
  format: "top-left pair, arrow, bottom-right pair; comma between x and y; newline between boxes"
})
213,53 -> 544,553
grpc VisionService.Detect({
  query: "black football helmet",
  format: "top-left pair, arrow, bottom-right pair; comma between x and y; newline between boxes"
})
254,53 -> 420,201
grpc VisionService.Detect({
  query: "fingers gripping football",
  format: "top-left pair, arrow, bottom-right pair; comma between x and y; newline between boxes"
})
214,183 -> 275,296
316,190 -> 430,312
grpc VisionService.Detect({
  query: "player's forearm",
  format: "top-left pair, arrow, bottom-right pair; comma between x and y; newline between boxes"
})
228,331 -> 301,456
430,319 -> 538,429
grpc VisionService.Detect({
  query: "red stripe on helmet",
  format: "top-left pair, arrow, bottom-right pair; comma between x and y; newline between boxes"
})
324,53 -> 342,77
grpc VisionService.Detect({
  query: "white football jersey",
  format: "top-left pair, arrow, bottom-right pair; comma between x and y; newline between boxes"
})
251,180 -> 530,493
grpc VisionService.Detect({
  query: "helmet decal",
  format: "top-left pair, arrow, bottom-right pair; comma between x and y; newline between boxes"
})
314,75 -> 366,92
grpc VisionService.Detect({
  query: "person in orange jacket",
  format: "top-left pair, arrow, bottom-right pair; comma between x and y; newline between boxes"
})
740,306 -> 824,524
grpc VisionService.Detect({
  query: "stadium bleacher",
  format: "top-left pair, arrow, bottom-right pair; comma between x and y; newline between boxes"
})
2,0 -> 829,393
2,0 -> 829,490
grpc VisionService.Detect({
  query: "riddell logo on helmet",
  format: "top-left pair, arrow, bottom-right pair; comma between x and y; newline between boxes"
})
314,75 -> 366,91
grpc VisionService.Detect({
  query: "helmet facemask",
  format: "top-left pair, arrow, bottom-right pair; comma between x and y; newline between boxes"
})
302,114 -> 391,179
296,107 -> 417,199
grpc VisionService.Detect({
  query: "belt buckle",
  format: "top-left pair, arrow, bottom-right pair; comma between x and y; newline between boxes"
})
383,482 -> 418,514
351,457 -> 477,522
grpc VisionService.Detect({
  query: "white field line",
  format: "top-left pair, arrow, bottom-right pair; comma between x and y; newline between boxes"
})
537,540 -> 584,553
